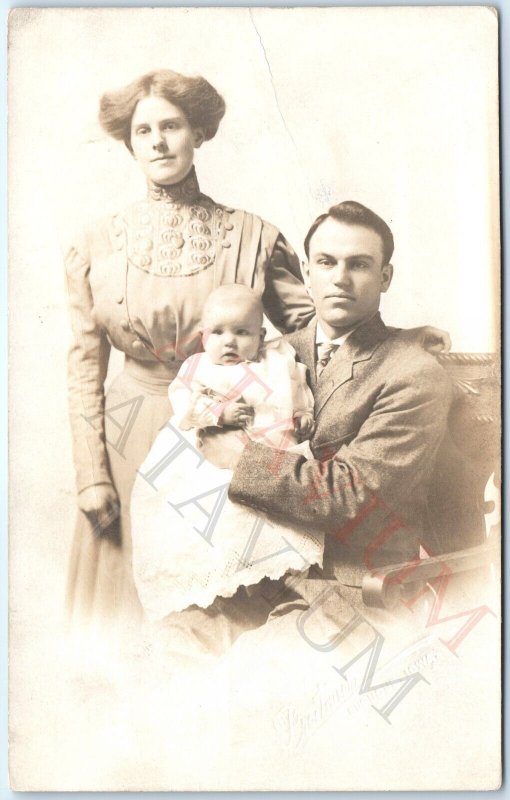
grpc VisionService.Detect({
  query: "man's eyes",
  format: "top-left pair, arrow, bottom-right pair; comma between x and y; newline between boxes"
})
316,259 -> 369,269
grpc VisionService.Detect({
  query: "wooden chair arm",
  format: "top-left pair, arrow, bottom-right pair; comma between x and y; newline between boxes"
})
361,539 -> 499,610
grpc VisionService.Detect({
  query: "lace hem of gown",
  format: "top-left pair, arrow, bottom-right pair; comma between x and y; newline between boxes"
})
130,423 -> 323,621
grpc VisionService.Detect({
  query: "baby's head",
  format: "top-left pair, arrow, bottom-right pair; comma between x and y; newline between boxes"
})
200,285 -> 266,365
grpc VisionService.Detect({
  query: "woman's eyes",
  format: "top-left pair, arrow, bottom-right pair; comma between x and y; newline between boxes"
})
134,123 -> 178,135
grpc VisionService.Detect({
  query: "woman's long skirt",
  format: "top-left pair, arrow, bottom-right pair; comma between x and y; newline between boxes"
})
66,357 -> 177,627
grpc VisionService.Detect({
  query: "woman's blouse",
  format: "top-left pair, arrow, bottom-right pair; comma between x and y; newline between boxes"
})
65,168 -> 315,493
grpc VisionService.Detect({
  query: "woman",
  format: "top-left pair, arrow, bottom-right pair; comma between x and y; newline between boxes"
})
65,69 -> 448,625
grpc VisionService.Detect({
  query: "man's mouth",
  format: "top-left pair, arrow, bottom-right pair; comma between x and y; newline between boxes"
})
151,155 -> 175,162
326,294 -> 355,301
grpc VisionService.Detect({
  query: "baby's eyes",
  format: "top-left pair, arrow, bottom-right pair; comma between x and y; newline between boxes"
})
211,328 -> 252,336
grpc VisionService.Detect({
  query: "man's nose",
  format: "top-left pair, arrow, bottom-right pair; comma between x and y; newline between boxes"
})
331,263 -> 351,287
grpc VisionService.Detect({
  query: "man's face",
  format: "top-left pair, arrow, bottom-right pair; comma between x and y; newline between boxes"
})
305,218 -> 393,338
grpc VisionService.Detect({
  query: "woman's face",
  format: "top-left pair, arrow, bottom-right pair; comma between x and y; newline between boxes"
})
130,95 -> 204,185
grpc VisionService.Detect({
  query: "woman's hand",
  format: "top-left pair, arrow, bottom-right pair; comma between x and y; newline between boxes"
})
78,483 -> 120,534
402,325 -> 452,354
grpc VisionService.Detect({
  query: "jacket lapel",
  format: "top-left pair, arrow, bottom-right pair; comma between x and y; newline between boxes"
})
314,313 -> 389,415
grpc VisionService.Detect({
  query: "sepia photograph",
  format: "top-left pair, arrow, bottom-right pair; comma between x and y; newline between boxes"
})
7,5 -> 501,791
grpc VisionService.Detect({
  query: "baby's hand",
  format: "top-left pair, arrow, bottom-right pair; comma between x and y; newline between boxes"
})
219,402 -> 254,428
294,412 -> 315,440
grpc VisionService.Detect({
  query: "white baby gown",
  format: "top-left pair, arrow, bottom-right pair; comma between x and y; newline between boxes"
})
130,339 -> 324,621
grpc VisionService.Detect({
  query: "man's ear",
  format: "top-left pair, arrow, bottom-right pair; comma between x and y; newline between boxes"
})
380,263 -> 394,293
302,260 -> 312,294
193,129 -> 205,148
260,327 -> 266,343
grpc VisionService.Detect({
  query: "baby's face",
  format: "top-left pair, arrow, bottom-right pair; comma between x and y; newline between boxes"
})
201,302 -> 264,365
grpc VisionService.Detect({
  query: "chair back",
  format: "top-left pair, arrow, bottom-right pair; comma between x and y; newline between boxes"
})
424,353 -> 500,555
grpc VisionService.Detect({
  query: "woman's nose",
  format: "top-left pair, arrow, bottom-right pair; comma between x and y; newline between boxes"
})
151,130 -> 165,150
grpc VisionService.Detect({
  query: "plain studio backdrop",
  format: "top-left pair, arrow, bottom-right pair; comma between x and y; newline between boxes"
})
8,7 -> 500,791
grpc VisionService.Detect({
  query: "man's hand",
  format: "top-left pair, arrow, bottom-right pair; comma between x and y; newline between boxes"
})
78,483 -> 120,534
402,325 -> 452,354
294,412 -> 315,440
219,402 -> 254,428
196,427 -> 249,470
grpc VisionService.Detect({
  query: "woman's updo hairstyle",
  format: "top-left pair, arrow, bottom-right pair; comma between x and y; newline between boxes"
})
98,69 -> 226,151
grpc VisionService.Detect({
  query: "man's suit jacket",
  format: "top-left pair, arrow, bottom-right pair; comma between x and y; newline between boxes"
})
229,313 -> 453,587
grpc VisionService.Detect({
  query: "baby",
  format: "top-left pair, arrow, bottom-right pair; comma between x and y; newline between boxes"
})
172,284 -> 314,445
130,285 -> 324,621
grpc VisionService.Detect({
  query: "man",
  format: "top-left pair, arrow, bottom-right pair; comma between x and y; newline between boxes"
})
201,201 -> 452,612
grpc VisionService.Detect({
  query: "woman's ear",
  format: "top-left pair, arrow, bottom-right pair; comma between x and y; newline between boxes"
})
260,327 -> 266,342
193,129 -> 205,148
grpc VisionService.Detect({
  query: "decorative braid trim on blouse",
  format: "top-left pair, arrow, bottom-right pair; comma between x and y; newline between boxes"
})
123,168 -> 235,277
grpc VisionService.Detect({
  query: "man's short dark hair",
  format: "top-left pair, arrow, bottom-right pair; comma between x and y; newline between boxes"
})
304,201 -> 394,265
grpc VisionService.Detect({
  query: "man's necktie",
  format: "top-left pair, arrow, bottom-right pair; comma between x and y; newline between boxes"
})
317,342 -> 340,376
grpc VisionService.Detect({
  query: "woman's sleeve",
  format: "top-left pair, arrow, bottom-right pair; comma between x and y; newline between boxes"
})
65,233 -> 112,494
262,233 -> 316,334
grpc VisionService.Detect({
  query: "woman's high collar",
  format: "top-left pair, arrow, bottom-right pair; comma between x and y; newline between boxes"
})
147,167 -> 201,205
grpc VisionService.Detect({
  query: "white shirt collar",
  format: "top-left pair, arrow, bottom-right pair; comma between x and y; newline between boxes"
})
315,321 -> 356,347
315,312 -> 379,347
